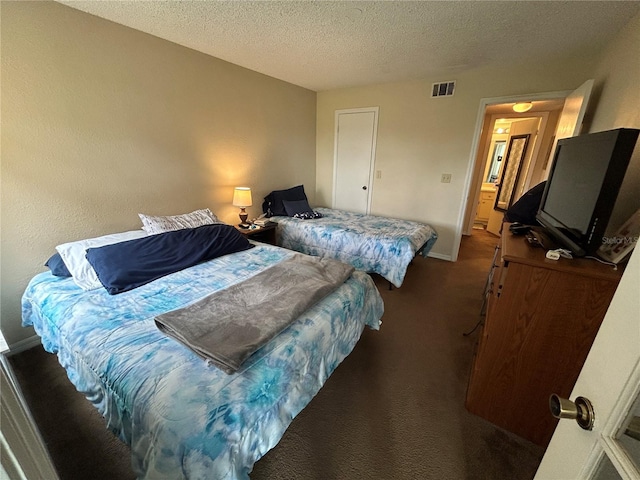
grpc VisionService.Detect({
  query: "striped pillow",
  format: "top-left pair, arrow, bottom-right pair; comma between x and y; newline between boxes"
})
139,208 -> 222,235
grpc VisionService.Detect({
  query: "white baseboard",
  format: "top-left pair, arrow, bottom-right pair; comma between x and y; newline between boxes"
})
427,252 -> 453,262
7,336 -> 42,357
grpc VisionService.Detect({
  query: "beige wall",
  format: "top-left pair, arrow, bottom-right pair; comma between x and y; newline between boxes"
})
316,59 -> 601,260
1,2 -> 316,345
585,12 -> 640,235
587,13 -> 640,133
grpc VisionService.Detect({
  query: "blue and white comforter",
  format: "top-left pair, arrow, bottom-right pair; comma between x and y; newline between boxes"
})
22,243 -> 383,479
273,208 -> 438,288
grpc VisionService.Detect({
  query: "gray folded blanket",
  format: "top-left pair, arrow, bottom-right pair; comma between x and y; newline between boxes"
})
155,254 -> 355,374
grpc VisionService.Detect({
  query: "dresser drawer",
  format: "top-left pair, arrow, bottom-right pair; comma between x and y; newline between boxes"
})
480,191 -> 496,202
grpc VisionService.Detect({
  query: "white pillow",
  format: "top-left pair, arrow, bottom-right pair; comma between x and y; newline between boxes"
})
56,230 -> 148,291
138,208 -> 221,235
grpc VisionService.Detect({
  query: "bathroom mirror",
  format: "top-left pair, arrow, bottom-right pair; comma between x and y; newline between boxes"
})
485,140 -> 506,183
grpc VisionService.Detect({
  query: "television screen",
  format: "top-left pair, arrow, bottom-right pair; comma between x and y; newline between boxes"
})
536,128 -> 639,257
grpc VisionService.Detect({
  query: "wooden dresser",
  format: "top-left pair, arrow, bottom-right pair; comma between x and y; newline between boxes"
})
465,227 -> 623,446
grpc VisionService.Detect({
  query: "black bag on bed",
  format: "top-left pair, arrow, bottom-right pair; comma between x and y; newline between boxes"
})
504,181 -> 547,225
262,185 -> 308,217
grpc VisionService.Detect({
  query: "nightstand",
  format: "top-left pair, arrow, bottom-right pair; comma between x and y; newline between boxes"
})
235,224 -> 277,245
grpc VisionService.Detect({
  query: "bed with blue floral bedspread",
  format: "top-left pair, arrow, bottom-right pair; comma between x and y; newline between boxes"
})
22,242 -> 383,479
272,208 -> 438,288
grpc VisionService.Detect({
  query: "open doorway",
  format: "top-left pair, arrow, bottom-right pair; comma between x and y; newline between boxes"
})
452,81 -> 594,261
463,97 -> 567,239
474,117 -> 535,229
472,111 -> 560,235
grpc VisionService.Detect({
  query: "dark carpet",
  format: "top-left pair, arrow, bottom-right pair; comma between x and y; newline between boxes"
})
9,230 -> 545,479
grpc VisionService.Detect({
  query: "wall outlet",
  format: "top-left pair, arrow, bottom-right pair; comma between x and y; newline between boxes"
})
441,173 -> 452,183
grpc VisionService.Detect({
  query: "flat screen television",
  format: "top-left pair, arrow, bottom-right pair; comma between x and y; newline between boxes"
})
536,128 -> 639,257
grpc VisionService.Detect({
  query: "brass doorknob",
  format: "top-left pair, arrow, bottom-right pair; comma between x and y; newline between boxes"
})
549,394 -> 595,430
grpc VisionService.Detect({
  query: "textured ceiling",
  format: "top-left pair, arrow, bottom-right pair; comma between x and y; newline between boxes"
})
58,1 -> 640,92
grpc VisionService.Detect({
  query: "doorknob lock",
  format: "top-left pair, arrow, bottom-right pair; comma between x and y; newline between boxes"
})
549,394 -> 595,430
362,186 -> 367,190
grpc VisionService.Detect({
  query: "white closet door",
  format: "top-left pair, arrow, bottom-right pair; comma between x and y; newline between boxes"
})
333,108 -> 378,214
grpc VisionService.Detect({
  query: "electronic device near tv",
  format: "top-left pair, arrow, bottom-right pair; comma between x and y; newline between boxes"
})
535,128 -> 640,258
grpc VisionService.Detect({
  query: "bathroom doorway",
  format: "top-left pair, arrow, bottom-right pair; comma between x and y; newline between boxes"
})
465,100 -> 564,237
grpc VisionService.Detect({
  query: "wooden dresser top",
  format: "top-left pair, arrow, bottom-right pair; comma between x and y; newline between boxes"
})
501,225 -> 624,282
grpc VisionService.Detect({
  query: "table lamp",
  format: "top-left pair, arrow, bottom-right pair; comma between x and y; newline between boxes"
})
232,187 -> 252,226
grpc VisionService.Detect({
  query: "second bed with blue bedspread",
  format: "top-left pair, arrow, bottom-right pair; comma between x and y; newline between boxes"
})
272,207 -> 438,288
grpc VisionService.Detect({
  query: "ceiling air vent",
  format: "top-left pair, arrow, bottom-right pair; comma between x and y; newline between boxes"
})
431,81 -> 456,98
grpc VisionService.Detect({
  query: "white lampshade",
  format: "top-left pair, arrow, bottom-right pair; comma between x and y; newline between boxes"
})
232,187 -> 252,207
512,102 -> 533,113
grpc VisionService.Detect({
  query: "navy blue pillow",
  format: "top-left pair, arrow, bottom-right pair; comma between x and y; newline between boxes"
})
283,198 -> 313,216
45,253 -> 72,277
85,224 -> 253,295
262,185 -> 307,217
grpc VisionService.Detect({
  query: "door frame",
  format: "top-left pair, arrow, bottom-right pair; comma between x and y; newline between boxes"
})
332,107 -> 379,214
581,357 -> 640,478
582,361 -> 640,478
454,90 -> 570,261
